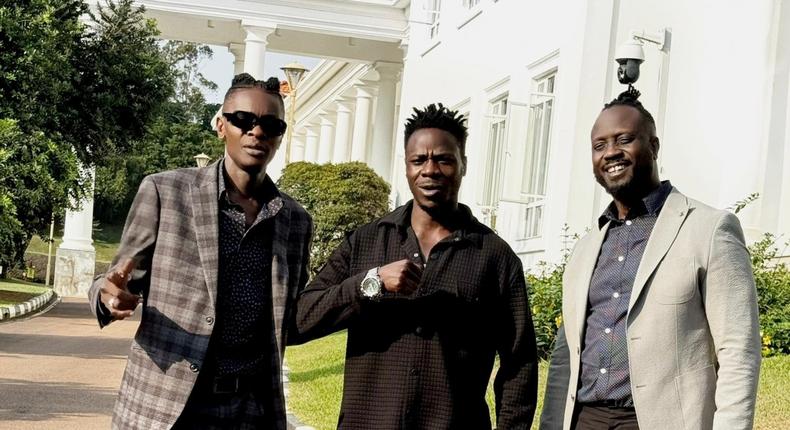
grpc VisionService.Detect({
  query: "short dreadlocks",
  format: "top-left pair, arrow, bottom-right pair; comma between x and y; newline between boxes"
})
603,87 -> 656,136
223,73 -> 284,108
404,103 -> 468,156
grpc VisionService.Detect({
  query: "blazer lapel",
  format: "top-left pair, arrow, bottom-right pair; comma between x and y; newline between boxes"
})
628,189 -> 691,313
573,222 -> 610,340
271,201 -> 291,355
191,163 -> 220,310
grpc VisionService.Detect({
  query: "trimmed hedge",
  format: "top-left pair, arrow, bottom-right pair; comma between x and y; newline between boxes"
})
278,162 -> 390,277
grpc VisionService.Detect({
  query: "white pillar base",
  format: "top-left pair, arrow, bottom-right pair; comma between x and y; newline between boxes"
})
54,247 -> 96,298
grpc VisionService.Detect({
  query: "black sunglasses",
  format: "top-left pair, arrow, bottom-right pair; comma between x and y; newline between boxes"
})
222,111 -> 287,136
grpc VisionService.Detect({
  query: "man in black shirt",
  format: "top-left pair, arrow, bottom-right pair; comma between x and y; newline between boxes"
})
295,103 -> 538,429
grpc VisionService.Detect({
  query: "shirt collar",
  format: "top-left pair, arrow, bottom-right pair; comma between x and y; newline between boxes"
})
217,158 -> 284,219
598,180 -> 673,229
377,200 -> 485,247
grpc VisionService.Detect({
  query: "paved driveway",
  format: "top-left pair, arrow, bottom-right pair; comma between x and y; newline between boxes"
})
0,297 -> 139,430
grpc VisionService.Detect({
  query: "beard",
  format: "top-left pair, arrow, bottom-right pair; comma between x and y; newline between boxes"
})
595,164 -> 656,202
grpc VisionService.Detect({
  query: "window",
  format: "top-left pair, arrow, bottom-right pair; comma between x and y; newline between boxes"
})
520,72 -> 556,239
482,95 -> 508,213
463,0 -> 481,8
426,0 -> 442,39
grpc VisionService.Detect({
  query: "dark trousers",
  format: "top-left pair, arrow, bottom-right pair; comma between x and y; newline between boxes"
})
172,375 -> 270,430
572,404 -> 639,430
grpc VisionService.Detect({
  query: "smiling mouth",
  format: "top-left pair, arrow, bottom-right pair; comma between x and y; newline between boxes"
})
604,162 -> 629,175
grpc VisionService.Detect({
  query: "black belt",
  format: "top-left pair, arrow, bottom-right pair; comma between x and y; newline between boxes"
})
196,373 -> 264,395
582,399 -> 634,409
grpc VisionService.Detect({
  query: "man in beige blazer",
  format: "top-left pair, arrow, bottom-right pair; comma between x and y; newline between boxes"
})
540,88 -> 761,430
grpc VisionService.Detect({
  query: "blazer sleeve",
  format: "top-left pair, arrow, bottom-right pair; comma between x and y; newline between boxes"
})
540,325 -> 571,430
704,212 -> 761,430
88,176 -> 160,328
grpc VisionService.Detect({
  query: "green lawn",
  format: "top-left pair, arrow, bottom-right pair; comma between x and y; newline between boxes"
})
26,223 -> 123,263
0,278 -> 50,306
286,331 -> 789,430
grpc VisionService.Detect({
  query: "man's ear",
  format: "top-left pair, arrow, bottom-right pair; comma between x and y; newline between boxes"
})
650,136 -> 660,160
461,155 -> 468,176
216,117 -> 227,140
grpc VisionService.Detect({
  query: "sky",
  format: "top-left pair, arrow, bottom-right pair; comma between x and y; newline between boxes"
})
198,45 -> 321,103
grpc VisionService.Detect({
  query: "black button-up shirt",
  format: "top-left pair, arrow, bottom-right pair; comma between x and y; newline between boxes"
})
295,202 -> 538,429
204,162 -> 284,376
577,180 -> 672,405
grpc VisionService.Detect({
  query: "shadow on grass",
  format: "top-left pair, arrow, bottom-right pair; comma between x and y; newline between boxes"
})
289,362 -> 345,382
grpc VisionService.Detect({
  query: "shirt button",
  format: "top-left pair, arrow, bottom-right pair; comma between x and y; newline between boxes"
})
625,220 -> 633,226
604,328 -> 612,334
409,368 -> 418,375
413,252 -> 419,258
189,363 -> 200,373
415,326 -> 423,335
613,292 -> 621,298
206,316 -> 214,325
617,255 -> 625,262
600,368 -> 607,374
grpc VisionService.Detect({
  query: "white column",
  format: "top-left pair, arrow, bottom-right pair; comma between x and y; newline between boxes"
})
241,22 -> 276,79
332,101 -> 353,163
351,86 -> 374,162
228,43 -> 246,75
370,62 -> 402,180
317,115 -> 335,164
304,126 -> 319,162
54,167 -> 96,297
291,131 -> 306,162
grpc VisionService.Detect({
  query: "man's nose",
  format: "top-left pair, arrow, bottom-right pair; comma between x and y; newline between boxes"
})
422,159 -> 440,175
247,124 -> 271,140
602,142 -> 623,159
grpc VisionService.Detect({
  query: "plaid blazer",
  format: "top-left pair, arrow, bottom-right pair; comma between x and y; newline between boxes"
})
88,159 -> 313,430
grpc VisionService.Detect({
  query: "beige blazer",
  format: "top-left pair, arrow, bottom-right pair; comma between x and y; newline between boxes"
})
560,188 -> 761,430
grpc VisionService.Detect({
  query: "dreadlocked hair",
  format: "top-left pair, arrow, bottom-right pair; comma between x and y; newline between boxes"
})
404,103 -> 468,155
603,87 -> 656,134
223,73 -> 283,106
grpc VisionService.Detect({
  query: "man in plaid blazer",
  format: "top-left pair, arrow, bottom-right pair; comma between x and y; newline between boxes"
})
89,74 -> 313,429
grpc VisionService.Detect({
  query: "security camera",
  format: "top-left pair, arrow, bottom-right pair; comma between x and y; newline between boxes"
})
615,40 -> 645,85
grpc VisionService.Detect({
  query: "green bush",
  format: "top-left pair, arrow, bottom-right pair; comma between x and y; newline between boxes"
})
527,261 -> 565,360
750,234 -> 790,357
277,162 -> 390,277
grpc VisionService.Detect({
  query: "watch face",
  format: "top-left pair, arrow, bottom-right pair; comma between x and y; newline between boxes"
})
361,277 -> 380,297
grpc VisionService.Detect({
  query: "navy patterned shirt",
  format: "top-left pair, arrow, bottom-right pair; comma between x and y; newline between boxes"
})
577,180 -> 673,405
205,161 -> 284,376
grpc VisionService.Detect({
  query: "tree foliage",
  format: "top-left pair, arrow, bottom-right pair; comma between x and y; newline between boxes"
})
0,119 -> 83,269
93,40 -> 224,224
277,162 -> 391,276
0,0 -> 174,269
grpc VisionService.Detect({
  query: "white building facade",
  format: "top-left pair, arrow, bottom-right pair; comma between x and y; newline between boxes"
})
61,0 -> 789,291
291,0 -> 790,267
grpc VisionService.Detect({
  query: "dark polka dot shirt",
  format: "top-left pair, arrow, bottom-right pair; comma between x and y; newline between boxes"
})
205,168 -> 284,376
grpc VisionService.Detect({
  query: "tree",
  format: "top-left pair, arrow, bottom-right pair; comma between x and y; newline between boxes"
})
0,0 -> 174,269
93,40 -> 224,224
0,119 -> 83,271
278,162 -> 391,276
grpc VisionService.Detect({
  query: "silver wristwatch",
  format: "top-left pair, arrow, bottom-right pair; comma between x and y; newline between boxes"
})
359,267 -> 383,300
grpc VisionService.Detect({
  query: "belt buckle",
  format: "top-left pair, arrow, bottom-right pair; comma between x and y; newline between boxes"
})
212,376 -> 240,394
